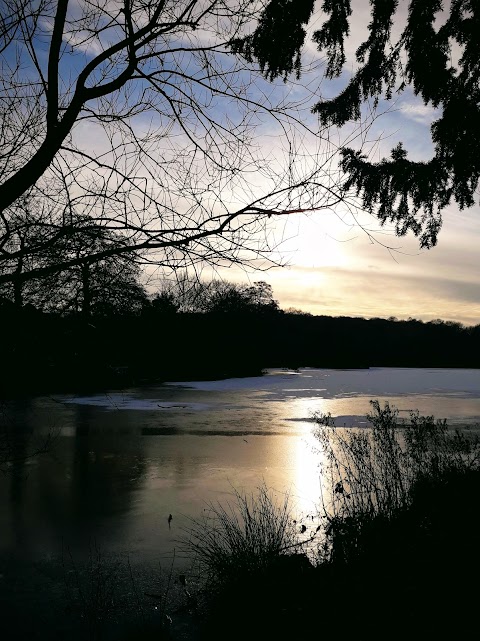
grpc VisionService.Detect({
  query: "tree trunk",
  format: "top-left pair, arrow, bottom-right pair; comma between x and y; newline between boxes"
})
81,263 -> 91,320
13,276 -> 23,308
13,240 -> 24,308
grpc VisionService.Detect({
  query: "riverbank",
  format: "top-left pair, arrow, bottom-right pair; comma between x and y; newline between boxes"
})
3,466 -> 478,641
197,469 -> 480,641
1,304 -> 479,399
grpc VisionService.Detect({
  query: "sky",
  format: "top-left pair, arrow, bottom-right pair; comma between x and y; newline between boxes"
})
9,0 -> 479,326
246,205 -> 480,325
207,2 -> 480,327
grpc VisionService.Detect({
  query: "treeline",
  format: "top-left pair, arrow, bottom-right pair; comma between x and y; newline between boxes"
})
1,276 -> 479,396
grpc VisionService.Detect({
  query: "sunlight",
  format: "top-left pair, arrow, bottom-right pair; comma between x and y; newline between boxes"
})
294,231 -> 349,268
290,430 -> 325,518
278,213 -> 352,268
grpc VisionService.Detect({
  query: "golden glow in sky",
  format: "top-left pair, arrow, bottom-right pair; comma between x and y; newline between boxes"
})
210,43 -> 480,329
220,202 -> 480,326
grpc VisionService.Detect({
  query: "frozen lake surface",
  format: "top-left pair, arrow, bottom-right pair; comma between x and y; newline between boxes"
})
2,367 -> 480,559
60,366 -> 480,428
2,367 -> 479,551
1,367 -> 479,637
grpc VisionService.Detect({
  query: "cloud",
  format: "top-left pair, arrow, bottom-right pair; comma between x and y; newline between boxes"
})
274,263 -> 480,326
216,199 -> 480,326
398,102 -> 438,126
209,195 -> 480,327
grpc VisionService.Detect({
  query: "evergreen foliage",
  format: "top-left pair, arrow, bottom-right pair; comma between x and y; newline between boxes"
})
235,0 -> 480,247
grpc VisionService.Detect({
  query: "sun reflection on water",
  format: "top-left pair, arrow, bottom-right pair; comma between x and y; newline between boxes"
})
290,432 -> 324,517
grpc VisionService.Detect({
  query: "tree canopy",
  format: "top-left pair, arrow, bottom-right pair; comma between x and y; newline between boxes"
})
0,0 -> 351,289
0,209 -> 148,316
235,0 -> 480,248
150,277 -> 280,315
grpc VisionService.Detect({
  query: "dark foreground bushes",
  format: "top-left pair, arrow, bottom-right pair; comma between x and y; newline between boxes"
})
185,403 -> 480,641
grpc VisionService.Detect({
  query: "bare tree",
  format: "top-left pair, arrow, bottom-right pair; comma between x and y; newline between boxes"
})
0,0 -> 369,288
0,206 -> 147,317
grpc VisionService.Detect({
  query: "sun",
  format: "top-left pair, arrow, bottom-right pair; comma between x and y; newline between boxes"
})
278,213 -> 352,268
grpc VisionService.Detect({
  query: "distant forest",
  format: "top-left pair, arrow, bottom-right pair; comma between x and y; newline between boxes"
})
1,276 -> 479,396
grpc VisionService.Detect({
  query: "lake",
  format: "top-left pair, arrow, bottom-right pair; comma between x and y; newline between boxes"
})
1,367 -> 479,637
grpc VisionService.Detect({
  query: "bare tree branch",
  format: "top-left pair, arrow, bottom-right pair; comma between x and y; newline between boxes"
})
0,0 -> 376,292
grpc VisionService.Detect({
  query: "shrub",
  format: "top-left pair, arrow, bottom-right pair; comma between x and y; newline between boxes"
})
314,400 -> 480,564
183,485 -> 319,640
184,485 -> 304,586
311,402 -> 480,639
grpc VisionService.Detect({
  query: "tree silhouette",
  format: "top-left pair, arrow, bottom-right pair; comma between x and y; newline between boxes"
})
202,280 -> 280,314
3,0 -> 469,290
0,210 -> 147,318
235,0 -> 480,248
149,278 -> 280,315
0,0 -> 359,287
